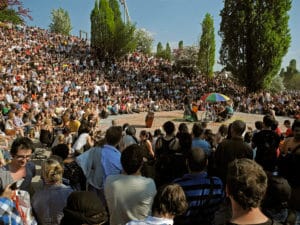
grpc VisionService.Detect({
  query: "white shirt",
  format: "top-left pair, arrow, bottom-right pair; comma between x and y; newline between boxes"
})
126,216 -> 173,225
72,133 -> 89,151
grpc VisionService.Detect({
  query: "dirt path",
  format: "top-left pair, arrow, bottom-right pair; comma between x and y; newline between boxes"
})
101,110 -> 291,134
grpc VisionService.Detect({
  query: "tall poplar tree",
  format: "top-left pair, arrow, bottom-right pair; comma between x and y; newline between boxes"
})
219,0 -> 291,92
109,0 -> 136,59
90,0 -> 135,62
197,13 -> 215,78
178,40 -> 183,50
156,42 -> 164,58
165,42 -> 172,60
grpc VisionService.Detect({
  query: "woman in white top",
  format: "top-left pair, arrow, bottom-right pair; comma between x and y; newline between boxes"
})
72,124 -> 93,154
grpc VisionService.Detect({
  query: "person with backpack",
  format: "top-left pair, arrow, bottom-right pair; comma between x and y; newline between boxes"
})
154,121 -> 180,187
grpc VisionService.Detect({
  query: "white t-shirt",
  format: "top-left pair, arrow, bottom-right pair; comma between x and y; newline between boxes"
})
72,133 -> 89,151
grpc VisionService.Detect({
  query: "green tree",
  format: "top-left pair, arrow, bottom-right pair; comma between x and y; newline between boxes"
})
285,74 -> 300,90
198,13 -> 215,78
286,59 -> 298,75
0,8 -> 22,24
134,28 -> 154,54
90,0 -> 135,62
156,42 -> 164,58
49,8 -> 72,35
219,0 -> 291,92
178,40 -> 183,50
165,42 -> 172,60
266,75 -> 285,93
0,0 -> 32,24
282,59 -> 299,89
109,0 -> 136,59
91,0 -> 115,61
173,46 -> 199,75
279,68 -> 285,77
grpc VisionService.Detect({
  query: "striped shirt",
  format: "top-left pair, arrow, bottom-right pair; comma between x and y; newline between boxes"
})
174,172 -> 225,225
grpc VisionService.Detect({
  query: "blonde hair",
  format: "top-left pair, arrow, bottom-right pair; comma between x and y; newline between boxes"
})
41,158 -> 64,184
57,134 -> 65,143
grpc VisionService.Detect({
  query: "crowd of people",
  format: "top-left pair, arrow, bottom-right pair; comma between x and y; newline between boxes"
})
0,22 -> 300,224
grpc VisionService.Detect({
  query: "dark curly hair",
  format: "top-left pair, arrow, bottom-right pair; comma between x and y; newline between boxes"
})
10,137 -> 35,156
227,159 -> 267,210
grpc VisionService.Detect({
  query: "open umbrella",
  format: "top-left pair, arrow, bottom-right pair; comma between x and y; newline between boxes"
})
202,93 -> 230,102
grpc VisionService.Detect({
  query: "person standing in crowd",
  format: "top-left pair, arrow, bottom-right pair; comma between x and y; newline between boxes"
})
278,119 -> 300,221
60,191 -> 108,225
101,126 -> 123,182
151,129 -> 163,152
174,147 -> 225,225
76,126 -> 123,205
105,144 -> 156,225
139,130 -> 155,178
155,121 -> 180,187
252,114 -> 281,172
176,123 -> 189,139
283,119 -> 293,138
213,120 -> 253,183
226,158 -> 283,225
126,183 -> 188,225
32,158 -> 73,225
139,130 -> 155,159
119,125 -> 138,151
0,137 -> 36,194
191,123 -> 212,157
51,144 -> 86,191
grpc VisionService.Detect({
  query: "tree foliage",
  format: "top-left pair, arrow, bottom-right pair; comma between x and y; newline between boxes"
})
266,75 -> 285,93
219,0 -> 291,92
49,8 -> 72,36
280,59 -> 300,89
0,0 -> 32,24
286,74 -> 300,90
155,42 -> 172,60
134,28 -> 154,55
198,13 -> 215,78
0,8 -> 22,24
156,42 -> 164,58
90,0 -> 136,62
173,46 -> 199,75
284,59 -> 298,80
178,40 -> 183,50
165,42 -> 172,61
